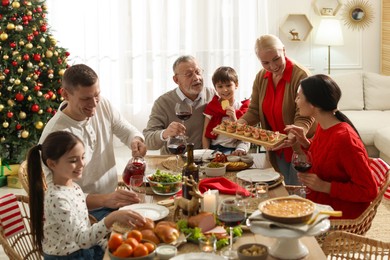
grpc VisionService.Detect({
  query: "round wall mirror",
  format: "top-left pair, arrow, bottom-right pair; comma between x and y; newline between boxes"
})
342,0 -> 373,30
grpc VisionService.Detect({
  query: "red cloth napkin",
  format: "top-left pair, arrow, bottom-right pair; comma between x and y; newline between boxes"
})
0,193 -> 26,238
199,177 -> 251,196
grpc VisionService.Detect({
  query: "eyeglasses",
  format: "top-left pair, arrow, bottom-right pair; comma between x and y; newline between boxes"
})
175,69 -> 204,79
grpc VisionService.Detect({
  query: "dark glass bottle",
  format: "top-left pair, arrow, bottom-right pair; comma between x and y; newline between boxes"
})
182,143 -> 199,200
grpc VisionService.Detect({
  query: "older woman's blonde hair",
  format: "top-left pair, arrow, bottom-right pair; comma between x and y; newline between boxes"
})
255,34 -> 285,57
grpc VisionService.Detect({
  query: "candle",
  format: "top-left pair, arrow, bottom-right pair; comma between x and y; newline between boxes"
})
199,236 -> 216,253
202,189 -> 217,213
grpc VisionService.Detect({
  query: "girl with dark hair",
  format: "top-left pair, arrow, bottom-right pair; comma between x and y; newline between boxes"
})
27,131 -> 145,259
284,74 -> 378,219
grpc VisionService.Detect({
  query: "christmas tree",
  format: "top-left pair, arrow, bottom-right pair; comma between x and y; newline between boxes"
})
0,0 -> 69,164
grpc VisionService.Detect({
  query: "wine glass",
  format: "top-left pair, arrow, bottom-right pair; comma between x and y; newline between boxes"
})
217,198 -> 246,259
292,150 -> 313,196
122,156 -> 146,188
175,102 -> 192,124
167,135 -> 187,171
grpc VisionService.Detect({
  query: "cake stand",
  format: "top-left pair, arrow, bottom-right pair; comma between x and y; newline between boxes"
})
247,211 -> 330,259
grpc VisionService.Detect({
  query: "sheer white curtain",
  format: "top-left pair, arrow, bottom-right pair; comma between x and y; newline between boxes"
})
46,0 -> 268,132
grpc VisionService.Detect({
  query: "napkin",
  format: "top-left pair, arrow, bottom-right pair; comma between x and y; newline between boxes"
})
248,203 -> 334,233
0,193 -> 26,238
199,177 -> 251,196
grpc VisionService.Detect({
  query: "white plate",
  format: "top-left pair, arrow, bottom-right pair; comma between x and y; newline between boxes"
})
237,168 -> 280,182
171,253 -> 225,260
119,203 -> 169,221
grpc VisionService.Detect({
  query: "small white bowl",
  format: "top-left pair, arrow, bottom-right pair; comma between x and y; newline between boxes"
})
227,155 -> 241,162
156,245 -> 177,260
240,155 -> 254,164
205,163 -> 227,177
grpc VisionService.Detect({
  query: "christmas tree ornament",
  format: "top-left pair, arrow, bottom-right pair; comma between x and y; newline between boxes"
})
16,25 -> 23,32
14,79 -> 21,85
15,93 -> 24,101
22,86 -> 28,92
38,109 -> 43,114
27,62 -> 33,68
31,104 -> 39,112
2,122 -> 9,128
16,124 -> 22,130
0,104 -> 4,111
3,54 -> 9,60
0,33 -> 8,41
21,130 -> 29,138
7,86 -> 13,91
1,137 -> 5,142
35,121 -> 43,129
7,23 -> 15,30
19,111 -> 26,119
6,111 -> 13,118
12,1 -> 20,8
25,42 -> 33,49
0,75 -> 5,80
40,37 -> 45,43
27,96 -> 32,101
17,67 -> 24,73
37,91 -> 42,96
7,99 -> 14,106
45,50 -> 53,57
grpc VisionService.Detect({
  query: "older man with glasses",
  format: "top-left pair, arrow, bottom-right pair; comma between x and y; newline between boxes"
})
143,55 -> 215,154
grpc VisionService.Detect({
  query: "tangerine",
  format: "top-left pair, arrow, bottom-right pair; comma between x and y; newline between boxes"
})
108,233 -> 123,252
124,237 -> 139,249
144,242 -> 155,253
133,243 -> 149,257
113,243 -> 133,258
127,229 -> 143,242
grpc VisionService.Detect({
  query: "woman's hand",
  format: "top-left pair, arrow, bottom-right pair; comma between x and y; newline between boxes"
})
284,125 -> 310,149
298,172 -> 331,194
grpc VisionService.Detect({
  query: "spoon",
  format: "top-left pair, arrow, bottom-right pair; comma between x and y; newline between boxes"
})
307,210 -> 343,225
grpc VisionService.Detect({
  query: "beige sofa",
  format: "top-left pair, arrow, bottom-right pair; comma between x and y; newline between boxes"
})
331,72 -> 390,164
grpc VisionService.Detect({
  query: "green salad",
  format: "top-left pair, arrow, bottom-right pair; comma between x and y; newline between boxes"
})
147,169 -> 182,195
148,169 -> 181,183
176,218 -> 243,250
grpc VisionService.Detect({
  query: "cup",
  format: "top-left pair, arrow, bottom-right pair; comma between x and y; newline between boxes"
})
236,178 -> 253,202
255,182 -> 269,199
198,236 -> 216,253
130,175 -> 146,203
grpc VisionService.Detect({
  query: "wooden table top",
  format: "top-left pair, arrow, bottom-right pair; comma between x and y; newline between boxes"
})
105,154 -> 326,259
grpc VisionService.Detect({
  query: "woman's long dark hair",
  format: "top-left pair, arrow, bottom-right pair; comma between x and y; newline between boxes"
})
27,131 -> 82,253
300,74 -> 361,139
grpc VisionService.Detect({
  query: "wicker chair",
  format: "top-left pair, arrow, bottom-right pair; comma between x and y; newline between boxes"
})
322,231 -> 390,259
0,195 -> 43,260
316,170 -> 390,244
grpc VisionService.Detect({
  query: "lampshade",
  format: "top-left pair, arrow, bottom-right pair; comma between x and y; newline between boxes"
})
315,19 -> 344,46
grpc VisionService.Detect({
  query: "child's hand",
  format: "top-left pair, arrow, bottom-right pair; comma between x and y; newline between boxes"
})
225,106 -> 237,121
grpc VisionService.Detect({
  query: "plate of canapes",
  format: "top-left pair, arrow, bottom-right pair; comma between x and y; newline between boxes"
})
213,120 -> 287,148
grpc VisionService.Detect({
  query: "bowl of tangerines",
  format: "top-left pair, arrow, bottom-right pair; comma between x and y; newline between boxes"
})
108,230 -> 156,260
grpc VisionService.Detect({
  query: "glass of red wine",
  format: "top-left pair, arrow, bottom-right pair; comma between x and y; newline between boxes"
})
167,135 -> 187,171
122,156 -> 146,188
292,150 -> 313,196
217,198 -> 246,259
175,102 -> 192,125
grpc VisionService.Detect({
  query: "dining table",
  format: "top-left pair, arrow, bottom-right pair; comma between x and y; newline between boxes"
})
104,154 -> 327,260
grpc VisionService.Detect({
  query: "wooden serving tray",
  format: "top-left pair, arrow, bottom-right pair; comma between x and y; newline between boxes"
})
213,127 -> 287,148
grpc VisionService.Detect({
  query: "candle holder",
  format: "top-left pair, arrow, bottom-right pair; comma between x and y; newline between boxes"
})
199,236 -> 217,253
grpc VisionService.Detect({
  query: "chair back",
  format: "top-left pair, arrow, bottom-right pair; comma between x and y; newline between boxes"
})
18,160 -> 47,193
322,230 -> 390,259
0,195 -> 42,260
316,170 -> 390,244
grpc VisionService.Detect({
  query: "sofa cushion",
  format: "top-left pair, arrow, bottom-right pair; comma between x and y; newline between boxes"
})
331,72 -> 364,110
342,111 -> 390,146
374,126 -> 390,162
364,72 -> 390,110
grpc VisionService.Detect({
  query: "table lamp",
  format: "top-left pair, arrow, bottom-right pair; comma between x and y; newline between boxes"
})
315,18 -> 344,75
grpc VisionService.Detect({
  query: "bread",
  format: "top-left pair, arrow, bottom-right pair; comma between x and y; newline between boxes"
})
188,212 -> 216,232
221,100 -> 229,110
154,221 -> 180,243
141,229 -> 161,245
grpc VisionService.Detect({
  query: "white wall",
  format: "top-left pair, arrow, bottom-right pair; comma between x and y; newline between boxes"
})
272,0 -> 381,75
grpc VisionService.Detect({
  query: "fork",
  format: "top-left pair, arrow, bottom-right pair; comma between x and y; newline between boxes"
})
307,210 -> 343,225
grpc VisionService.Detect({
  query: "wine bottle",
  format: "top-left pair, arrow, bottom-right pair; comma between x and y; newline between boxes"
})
182,143 -> 199,200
